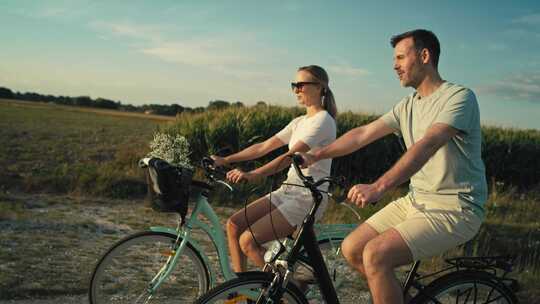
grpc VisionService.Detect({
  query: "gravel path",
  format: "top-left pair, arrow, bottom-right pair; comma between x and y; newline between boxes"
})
0,192 -> 374,303
0,193 -> 237,303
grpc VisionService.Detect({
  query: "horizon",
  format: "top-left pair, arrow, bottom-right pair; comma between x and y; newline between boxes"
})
1,1 -> 539,130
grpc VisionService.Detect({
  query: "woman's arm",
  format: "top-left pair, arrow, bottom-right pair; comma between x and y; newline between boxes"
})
226,140 -> 310,183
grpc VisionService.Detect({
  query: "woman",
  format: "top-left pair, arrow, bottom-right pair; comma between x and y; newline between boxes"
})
211,65 -> 337,272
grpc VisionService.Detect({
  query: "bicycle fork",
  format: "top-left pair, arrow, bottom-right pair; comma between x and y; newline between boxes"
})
146,226 -> 192,296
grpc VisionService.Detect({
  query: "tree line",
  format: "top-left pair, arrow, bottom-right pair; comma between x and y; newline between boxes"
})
0,86 -> 259,116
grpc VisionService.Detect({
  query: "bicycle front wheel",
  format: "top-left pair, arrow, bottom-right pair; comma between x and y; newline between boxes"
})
195,271 -> 308,304
412,270 -> 518,304
89,231 -> 210,304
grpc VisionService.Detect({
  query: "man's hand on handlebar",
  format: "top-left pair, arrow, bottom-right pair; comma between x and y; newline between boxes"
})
294,151 -> 317,169
347,183 -> 383,208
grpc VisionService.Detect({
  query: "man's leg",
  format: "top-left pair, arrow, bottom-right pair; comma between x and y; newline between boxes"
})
342,196 -> 409,277
227,196 -> 277,272
363,228 -> 413,304
340,222 -> 380,276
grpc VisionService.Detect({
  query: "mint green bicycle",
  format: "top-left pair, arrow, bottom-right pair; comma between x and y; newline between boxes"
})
88,157 -> 358,304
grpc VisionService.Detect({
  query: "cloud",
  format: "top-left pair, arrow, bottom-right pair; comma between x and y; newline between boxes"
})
327,65 -> 370,78
10,2 -> 90,20
507,13 -> 540,40
141,41 -> 251,67
90,21 -> 165,42
477,72 -> 540,103
91,20 -> 286,81
512,13 -> 540,26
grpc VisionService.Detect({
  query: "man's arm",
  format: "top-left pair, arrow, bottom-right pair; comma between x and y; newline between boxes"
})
348,123 -> 458,206
375,123 -> 458,191
212,136 -> 284,166
312,118 -> 395,161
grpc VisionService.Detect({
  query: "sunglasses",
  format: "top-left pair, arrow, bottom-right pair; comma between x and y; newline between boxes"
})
291,81 -> 319,91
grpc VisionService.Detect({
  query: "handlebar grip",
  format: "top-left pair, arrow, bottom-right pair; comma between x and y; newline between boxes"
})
201,157 -> 215,168
291,154 -> 304,166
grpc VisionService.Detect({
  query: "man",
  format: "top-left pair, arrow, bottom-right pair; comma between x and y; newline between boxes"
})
300,29 -> 486,304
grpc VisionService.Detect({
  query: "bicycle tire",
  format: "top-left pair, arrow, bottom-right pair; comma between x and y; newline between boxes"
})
195,271 -> 308,304
411,270 -> 519,304
89,231 -> 210,304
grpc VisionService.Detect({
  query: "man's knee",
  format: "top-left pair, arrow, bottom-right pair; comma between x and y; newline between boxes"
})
362,236 -> 407,278
362,240 -> 387,274
341,237 -> 366,275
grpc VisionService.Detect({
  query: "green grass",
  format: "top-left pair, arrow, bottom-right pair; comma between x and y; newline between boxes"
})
0,99 -> 169,197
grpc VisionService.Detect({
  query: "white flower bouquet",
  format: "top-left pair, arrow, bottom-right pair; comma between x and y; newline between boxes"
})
147,132 -> 193,169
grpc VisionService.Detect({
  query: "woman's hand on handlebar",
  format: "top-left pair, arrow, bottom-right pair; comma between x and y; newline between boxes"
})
226,168 -> 262,184
347,183 -> 384,207
210,155 -> 229,167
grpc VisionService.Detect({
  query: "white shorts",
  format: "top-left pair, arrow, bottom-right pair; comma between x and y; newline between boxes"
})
365,193 -> 483,261
265,184 -> 328,227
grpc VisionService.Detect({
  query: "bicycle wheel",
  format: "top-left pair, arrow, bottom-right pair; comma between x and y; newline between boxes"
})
299,238 -> 369,303
412,270 -> 518,304
195,271 -> 308,304
89,231 -> 210,304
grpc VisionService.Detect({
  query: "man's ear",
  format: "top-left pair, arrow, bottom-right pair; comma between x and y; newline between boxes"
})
421,48 -> 430,64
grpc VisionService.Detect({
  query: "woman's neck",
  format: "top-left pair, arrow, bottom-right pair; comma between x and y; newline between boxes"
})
306,104 -> 323,117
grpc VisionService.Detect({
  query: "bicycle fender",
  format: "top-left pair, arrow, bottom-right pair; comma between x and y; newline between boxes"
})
314,223 -> 357,241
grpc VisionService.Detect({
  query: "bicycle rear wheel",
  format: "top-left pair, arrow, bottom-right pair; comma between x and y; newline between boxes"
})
412,270 -> 518,304
89,231 -> 210,304
195,271 -> 307,304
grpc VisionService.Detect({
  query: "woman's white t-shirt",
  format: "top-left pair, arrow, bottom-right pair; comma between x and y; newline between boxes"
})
269,110 -> 336,225
276,110 -> 336,187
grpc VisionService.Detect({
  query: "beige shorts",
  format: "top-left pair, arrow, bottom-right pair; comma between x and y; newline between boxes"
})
365,193 -> 482,261
266,184 -> 328,227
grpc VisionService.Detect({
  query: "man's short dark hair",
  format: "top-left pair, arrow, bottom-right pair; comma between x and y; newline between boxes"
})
391,29 -> 440,69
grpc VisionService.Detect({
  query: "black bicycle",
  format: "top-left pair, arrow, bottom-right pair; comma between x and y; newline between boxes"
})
195,155 -> 519,304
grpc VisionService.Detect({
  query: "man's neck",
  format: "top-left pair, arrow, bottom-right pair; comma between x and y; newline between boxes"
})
415,72 -> 444,98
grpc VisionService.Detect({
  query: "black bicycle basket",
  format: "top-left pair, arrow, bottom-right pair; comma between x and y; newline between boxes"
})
145,158 -> 194,218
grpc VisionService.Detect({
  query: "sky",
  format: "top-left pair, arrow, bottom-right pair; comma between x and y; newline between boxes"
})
1,0 -> 540,130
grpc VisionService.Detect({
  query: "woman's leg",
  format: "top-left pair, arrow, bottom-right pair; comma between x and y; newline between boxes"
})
227,196 -> 277,272
238,207 -> 296,268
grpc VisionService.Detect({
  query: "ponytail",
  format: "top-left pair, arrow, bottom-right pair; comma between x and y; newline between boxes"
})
322,88 -> 337,119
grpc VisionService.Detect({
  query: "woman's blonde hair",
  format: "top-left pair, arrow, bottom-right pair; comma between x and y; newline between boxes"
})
298,65 -> 337,118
